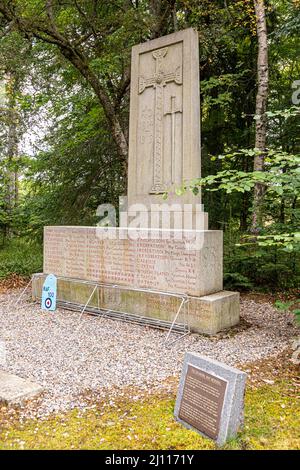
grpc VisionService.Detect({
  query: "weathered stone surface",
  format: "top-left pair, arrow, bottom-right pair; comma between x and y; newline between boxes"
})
128,28 -> 202,209
0,371 -> 43,404
43,226 -> 223,297
190,291 -> 240,334
33,28 -> 240,334
32,273 -> 239,335
174,353 -> 247,445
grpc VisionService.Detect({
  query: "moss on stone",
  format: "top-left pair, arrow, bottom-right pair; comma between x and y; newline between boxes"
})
0,379 -> 299,450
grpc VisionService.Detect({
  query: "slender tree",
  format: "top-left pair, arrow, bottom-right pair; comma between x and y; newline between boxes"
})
0,70 -> 20,238
252,0 -> 269,232
5,70 -> 19,214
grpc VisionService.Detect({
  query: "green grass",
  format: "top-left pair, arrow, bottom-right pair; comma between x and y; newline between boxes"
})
0,380 -> 299,450
0,238 -> 43,279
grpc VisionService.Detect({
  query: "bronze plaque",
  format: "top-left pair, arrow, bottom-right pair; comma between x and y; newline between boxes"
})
178,364 -> 227,440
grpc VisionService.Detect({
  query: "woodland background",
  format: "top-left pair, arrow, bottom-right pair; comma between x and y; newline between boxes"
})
0,0 -> 299,292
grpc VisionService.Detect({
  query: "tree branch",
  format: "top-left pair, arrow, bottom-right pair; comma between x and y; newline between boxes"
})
0,1 -> 129,160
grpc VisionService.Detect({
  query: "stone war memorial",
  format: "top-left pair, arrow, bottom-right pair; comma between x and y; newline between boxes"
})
32,28 -> 239,335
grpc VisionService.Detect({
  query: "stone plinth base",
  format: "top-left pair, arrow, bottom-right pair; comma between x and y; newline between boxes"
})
32,274 -> 239,335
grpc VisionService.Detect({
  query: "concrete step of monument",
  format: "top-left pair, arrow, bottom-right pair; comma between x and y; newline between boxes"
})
0,371 -> 43,404
32,273 -> 240,335
57,299 -> 188,334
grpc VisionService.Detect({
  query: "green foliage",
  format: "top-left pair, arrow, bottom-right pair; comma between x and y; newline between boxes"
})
223,227 -> 300,291
244,233 -> 300,253
182,146 -> 300,290
223,272 -> 253,291
21,103 -> 125,233
0,238 -> 43,279
185,150 -> 300,197
274,299 -> 300,324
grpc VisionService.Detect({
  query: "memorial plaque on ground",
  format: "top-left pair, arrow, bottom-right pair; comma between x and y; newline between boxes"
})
174,352 -> 247,446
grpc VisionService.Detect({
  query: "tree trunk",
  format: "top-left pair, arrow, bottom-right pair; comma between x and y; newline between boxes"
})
4,71 -> 19,237
251,0 -> 269,233
51,45 -> 129,166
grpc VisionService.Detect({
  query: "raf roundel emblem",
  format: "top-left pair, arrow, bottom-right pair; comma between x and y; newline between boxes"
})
45,298 -> 52,309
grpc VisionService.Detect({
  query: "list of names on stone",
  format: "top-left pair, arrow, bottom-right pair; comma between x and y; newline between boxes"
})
44,227 -> 199,294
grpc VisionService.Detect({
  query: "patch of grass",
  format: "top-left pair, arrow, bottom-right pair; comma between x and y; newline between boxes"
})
0,380 -> 299,450
0,238 -> 43,279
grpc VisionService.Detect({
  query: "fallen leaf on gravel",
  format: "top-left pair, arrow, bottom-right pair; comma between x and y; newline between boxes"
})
262,379 -> 275,384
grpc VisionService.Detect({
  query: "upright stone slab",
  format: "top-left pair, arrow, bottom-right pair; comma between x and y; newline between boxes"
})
128,28 -> 202,210
174,353 -> 247,446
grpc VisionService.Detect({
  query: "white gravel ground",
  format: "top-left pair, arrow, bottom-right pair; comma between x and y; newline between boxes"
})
0,290 -> 297,417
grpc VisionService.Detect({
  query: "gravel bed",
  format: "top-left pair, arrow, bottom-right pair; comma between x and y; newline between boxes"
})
0,290 -> 297,417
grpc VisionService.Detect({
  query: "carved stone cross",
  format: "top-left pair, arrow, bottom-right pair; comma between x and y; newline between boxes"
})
138,47 -> 182,193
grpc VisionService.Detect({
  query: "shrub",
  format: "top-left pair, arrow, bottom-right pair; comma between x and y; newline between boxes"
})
0,238 -> 43,279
